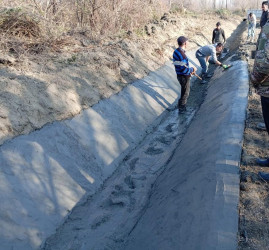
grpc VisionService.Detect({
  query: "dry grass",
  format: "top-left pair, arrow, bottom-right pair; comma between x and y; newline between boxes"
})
0,10 -> 41,38
0,0 -> 255,58
0,1 -> 168,57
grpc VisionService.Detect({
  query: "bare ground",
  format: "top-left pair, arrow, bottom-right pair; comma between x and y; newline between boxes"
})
238,40 -> 269,249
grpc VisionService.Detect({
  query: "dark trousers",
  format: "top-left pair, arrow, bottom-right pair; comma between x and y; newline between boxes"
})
177,75 -> 190,107
256,31 -> 262,50
261,96 -> 269,135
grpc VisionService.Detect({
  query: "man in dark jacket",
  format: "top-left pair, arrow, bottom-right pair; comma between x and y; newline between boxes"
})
212,22 -> 226,44
260,1 -> 268,30
257,1 -> 268,48
172,36 -> 196,112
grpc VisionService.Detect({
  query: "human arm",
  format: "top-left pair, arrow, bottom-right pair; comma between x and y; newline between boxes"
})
260,11 -> 268,28
251,71 -> 269,86
215,60 -> 222,66
190,65 -> 197,74
253,15 -> 257,25
259,12 -> 263,27
212,30 -> 215,44
251,58 -> 269,85
210,47 -> 221,65
222,29 -> 226,43
247,15 -> 250,24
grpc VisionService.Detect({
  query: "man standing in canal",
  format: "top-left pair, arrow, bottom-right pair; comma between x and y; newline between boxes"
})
247,12 -> 256,43
172,36 -> 197,113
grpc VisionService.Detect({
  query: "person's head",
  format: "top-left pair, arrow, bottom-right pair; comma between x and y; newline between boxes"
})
249,12 -> 253,17
262,1 -> 268,11
177,36 -> 188,48
216,42 -> 223,52
216,22 -> 221,29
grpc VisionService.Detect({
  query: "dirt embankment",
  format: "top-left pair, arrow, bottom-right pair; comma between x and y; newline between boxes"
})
0,12 -> 242,145
238,41 -> 269,249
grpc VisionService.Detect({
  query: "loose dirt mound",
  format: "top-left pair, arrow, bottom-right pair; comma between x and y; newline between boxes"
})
238,41 -> 269,249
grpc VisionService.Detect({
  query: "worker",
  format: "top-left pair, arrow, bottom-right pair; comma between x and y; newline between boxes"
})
212,22 -> 226,44
195,43 -> 228,84
172,36 -> 197,113
255,2 -> 269,131
260,1 -> 268,30
250,14 -> 269,177
247,12 -> 256,42
257,1 -> 268,49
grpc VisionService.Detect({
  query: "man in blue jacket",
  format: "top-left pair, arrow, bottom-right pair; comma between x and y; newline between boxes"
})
173,36 -> 196,112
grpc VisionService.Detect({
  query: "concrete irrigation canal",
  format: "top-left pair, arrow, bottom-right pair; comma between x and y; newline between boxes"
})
0,44 -> 249,249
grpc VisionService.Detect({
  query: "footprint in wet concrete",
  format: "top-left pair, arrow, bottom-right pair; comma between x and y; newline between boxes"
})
91,214 -> 111,230
165,124 -> 174,133
100,196 -> 126,209
109,197 -> 126,207
129,157 -> 139,171
156,136 -> 173,145
111,185 -> 134,196
124,176 -> 136,189
114,185 -> 122,191
100,184 -> 135,210
145,146 -> 164,155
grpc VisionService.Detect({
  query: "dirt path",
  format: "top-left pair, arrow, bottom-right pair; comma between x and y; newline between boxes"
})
238,38 -> 269,249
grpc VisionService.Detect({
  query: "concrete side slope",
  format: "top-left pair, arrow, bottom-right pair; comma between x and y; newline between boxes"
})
0,49 -> 199,250
123,57 -> 249,250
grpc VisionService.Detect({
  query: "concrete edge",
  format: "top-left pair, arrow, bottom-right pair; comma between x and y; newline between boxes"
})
122,57 -> 249,250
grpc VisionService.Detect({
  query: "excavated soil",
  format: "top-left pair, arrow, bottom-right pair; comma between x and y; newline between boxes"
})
238,39 -> 269,249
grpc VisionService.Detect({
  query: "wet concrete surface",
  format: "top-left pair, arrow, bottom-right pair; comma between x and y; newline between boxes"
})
42,77 -> 206,249
0,42 -> 249,249
42,56 -> 248,249
120,57 -> 249,250
0,51 -> 201,249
